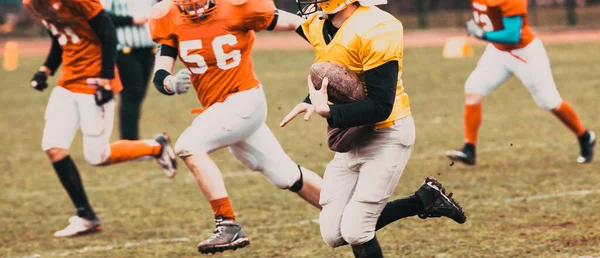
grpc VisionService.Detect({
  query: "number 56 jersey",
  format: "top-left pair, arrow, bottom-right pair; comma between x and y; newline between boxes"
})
149,0 -> 276,109
471,0 -> 535,51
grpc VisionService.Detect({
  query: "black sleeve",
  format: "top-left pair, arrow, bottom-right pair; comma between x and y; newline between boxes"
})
327,61 -> 398,128
303,94 -> 311,104
43,30 -> 63,76
266,9 -> 279,31
107,12 -> 134,27
88,10 -> 118,79
158,44 -> 178,58
296,26 -> 308,42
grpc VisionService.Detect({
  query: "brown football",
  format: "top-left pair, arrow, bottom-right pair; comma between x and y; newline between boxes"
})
309,62 -> 365,104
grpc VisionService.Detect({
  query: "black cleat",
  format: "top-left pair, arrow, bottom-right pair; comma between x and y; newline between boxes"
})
197,217 -> 250,254
154,133 -> 177,178
415,176 -> 467,224
446,143 -> 476,165
577,130 -> 595,164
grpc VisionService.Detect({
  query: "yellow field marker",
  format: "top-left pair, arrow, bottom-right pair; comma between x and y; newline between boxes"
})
442,36 -> 473,59
3,41 -> 19,71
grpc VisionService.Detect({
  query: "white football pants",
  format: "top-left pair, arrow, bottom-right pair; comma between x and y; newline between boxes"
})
319,116 -> 416,247
174,86 -> 300,189
465,38 -> 563,110
41,86 -> 114,165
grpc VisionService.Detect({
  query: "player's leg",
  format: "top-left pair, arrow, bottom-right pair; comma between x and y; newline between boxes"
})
175,87 -> 267,254
42,87 -> 101,237
339,119 -> 415,257
76,94 -> 176,176
317,153 -> 359,248
447,44 -> 511,165
510,38 -> 594,163
228,123 -> 322,209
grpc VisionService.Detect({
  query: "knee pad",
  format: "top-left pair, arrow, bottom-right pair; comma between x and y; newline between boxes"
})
83,145 -> 110,166
288,165 -> 303,192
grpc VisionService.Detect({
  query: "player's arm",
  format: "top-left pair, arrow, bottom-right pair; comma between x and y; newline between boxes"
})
30,30 -> 63,91
318,62 -> 398,128
88,10 -> 118,83
268,9 -> 306,31
152,44 -> 191,96
467,16 -> 522,44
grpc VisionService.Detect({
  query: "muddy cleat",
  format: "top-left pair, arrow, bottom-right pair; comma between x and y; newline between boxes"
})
197,217 -> 250,254
54,216 -> 102,237
446,143 -> 476,165
154,133 -> 177,178
577,130 -> 595,164
415,176 -> 467,224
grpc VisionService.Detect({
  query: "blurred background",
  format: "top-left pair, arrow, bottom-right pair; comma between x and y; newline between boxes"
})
1,0 -> 599,37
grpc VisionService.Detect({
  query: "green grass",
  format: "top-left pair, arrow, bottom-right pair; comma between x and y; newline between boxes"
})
1,43 -> 599,258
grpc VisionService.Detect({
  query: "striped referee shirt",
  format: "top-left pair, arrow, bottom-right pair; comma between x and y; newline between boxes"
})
101,0 -> 157,50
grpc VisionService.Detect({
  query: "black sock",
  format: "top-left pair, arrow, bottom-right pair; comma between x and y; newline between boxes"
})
351,236 -> 383,258
375,195 -> 424,231
52,156 -> 96,219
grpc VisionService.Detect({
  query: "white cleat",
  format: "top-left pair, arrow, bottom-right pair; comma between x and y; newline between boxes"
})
54,216 -> 102,238
154,133 -> 177,178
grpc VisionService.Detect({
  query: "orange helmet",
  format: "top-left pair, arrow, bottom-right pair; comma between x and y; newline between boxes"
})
173,0 -> 217,20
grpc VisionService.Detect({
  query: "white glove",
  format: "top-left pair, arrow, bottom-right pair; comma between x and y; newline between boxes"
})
164,69 -> 191,94
466,19 -> 485,39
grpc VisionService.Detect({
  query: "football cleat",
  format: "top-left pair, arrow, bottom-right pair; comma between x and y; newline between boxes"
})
154,133 -> 177,178
197,217 -> 250,254
446,143 -> 476,165
415,176 -> 467,224
577,130 -> 595,164
54,216 -> 102,237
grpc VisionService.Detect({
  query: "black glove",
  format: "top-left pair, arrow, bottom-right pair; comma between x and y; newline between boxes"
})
30,71 -> 48,91
94,86 -> 114,106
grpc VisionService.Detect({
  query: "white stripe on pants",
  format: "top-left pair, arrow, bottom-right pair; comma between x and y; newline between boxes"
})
319,116 -> 416,247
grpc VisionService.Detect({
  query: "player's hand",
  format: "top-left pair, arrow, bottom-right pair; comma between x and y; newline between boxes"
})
279,102 -> 315,127
466,20 -> 485,39
164,69 -> 191,95
87,78 -> 114,106
133,16 -> 148,26
30,71 -> 49,91
307,75 -> 331,118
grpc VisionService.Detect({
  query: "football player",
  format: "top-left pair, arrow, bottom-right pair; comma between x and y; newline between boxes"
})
148,0 -> 324,254
24,0 -> 177,237
446,0 -> 595,165
281,0 -> 467,257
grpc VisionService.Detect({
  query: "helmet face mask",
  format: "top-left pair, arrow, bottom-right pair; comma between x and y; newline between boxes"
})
174,0 -> 215,20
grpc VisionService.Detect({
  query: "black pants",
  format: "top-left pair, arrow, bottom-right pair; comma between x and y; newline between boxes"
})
116,47 -> 155,140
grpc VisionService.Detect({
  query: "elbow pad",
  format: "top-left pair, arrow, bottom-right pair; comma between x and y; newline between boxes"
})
153,69 -> 175,96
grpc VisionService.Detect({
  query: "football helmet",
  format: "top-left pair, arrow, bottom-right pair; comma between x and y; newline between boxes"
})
296,0 -> 387,17
173,0 -> 216,20
296,0 -> 357,17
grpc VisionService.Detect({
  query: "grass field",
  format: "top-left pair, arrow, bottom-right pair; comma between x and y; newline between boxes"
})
1,43 -> 599,258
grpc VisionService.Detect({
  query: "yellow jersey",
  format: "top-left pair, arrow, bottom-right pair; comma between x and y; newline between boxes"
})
300,5 -> 410,129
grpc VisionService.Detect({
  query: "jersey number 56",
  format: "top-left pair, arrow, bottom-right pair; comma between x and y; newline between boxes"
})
180,34 -> 241,74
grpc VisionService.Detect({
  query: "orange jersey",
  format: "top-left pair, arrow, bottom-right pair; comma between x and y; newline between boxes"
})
149,0 -> 276,109
471,0 -> 535,51
25,0 -> 122,94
